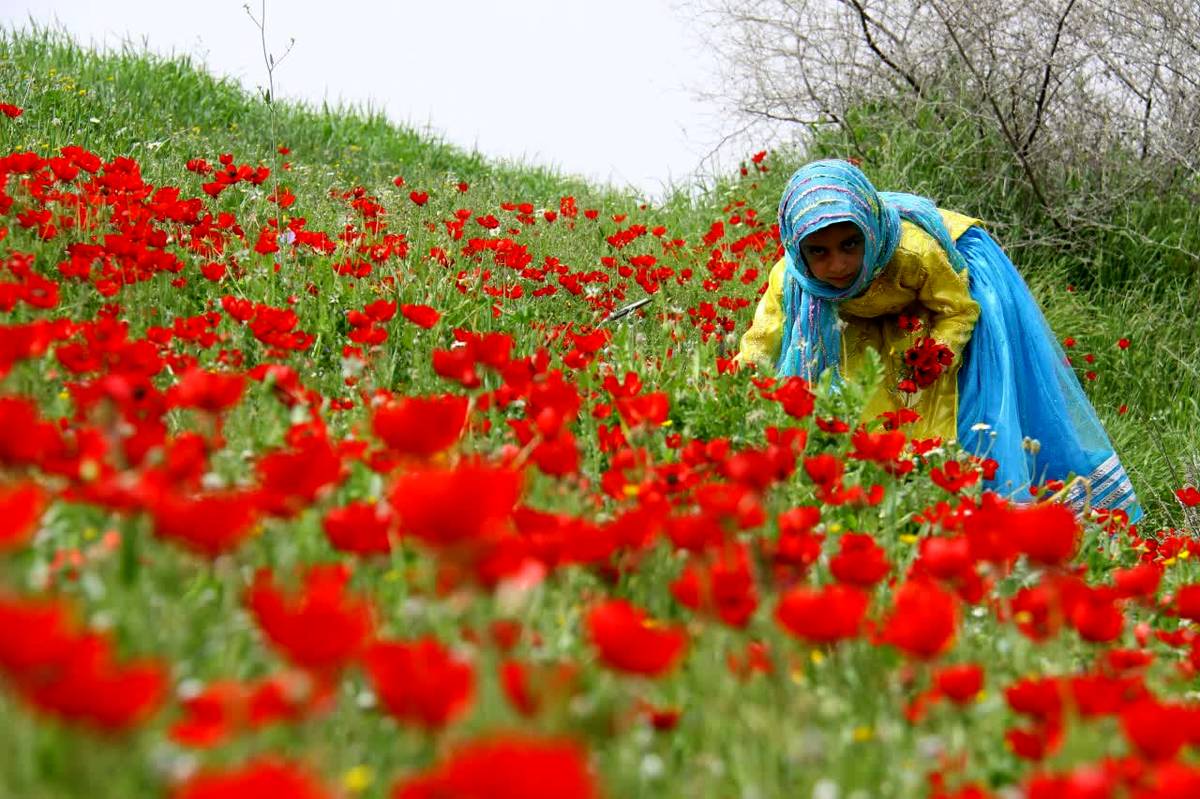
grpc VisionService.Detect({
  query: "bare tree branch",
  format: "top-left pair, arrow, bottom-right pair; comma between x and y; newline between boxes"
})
1022,0 -> 1078,155
686,0 -> 1200,252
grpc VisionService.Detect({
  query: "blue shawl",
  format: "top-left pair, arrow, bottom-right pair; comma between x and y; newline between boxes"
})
776,159 -> 968,382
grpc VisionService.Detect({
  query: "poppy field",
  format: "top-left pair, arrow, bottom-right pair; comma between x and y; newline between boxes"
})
2,27 -> 1200,799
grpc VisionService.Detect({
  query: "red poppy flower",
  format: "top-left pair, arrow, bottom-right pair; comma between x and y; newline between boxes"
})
775,583 -> 869,644
1176,486 -> 1200,507
169,368 -> 246,413
389,462 -> 520,549
0,321 -> 54,379
934,663 -> 984,704
930,461 -> 980,494
586,599 -> 687,678
816,415 -> 851,433
150,489 -> 260,557
531,431 -> 580,476
364,637 -> 474,729
767,377 -> 815,418
255,432 -> 344,515
170,681 -> 246,749
246,564 -> 373,674
881,578 -> 958,659
1005,721 -> 1062,761
0,481 -> 46,553
1176,585 -> 1200,624
848,428 -> 906,464
1006,675 -> 1064,724
432,346 -> 480,387
670,542 -> 759,628
615,391 -> 669,427
173,758 -> 331,799
0,595 -> 166,732
401,303 -> 441,328
0,396 -> 62,468
170,676 -> 317,749
961,496 -> 1021,566
409,191 -> 429,206
1112,563 -> 1162,600
767,524 -> 824,581
803,453 -> 844,487
917,535 -> 974,581
24,642 -> 167,732
1009,502 -> 1080,566
322,501 -> 394,555
393,734 -> 597,799
253,227 -> 279,254
829,533 -> 891,587
0,103 -> 23,118
1120,699 -> 1190,761
878,407 -> 921,431
499,659 -> 539,717
372,394 -> 469,458
1008,583 -> 1060,641
1067,586 -> 1124,643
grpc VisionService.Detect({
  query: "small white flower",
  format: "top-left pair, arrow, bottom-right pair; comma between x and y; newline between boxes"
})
639,754 -> 665,780
176,678 -> 204,700
812,778 -> 839,799
917,734 -> 945,758
970,422 -> 991,432
341,355 -> 365,380
88,609 -> 114,631
201,471 -> 227,490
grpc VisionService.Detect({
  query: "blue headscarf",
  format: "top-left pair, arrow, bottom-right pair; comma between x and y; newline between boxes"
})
776,159 -> 968,382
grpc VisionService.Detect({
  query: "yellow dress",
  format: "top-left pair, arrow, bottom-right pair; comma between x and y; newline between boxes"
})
737,210 -> 981,441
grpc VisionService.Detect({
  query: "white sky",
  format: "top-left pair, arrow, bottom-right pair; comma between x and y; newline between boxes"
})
3,0 -> 764,198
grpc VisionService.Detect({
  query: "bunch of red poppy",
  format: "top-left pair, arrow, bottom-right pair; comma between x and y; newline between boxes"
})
0,594 -> 166,731
899,336 -> 955,393
346,299 -> 396,345
394,734 -> 598,799
188,152 -> 271,198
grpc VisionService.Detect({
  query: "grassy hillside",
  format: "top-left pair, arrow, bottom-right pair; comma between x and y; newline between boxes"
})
3,25 -> 1193,513
1,23 -> 1198,799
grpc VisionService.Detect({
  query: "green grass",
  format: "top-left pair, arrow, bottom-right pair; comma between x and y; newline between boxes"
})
1,22 -> 1199,799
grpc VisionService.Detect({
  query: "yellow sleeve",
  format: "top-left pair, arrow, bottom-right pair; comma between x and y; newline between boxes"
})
736,257 -> 787,369
916,244 -> 980,361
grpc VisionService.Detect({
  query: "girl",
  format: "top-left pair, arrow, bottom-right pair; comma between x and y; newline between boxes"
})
738,159 -> 1142,522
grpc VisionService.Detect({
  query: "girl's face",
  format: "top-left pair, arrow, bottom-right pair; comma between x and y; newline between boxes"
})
799,221 -> 865,288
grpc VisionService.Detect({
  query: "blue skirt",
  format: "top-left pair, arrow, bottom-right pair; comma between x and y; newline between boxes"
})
953,227 -> 1143,523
